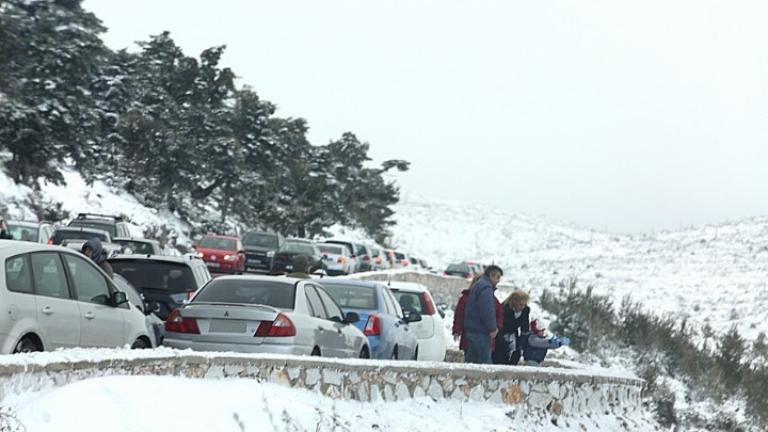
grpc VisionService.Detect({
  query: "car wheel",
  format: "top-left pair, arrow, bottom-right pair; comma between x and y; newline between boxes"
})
413,347 -> 419,361
359,346 -> 370,359
13,336 -> 41,354
391,346 -> 398,360
131,338 -> 150,349
311,347 -> 321,357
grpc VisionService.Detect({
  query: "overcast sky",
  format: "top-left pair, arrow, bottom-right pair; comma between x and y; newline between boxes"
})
83,0 -> 768,232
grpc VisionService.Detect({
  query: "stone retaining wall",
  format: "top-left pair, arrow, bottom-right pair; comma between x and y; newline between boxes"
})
0,353 -> 643,425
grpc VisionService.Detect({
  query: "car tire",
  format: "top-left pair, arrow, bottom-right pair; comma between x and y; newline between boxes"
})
359,346 -> 370,359
391,346 -> 398,360
13,336 -> 41,354
413,347 -> 419,361
131,338 -> 150,349
311,347 -> 321,357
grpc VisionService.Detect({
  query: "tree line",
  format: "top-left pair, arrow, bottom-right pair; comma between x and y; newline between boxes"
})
0,0 -> 409,242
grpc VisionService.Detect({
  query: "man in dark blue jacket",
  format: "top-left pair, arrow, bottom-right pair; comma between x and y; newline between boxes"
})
463,265 -> 503,363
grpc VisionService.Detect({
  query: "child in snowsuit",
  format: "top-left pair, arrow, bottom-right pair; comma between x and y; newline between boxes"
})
522,319 -> 570,366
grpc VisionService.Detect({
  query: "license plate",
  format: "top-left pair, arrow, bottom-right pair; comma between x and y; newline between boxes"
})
247,259 -> 264,265
207,262 -> 221,268
285,265 -> 293,270
209,319 -> 247,333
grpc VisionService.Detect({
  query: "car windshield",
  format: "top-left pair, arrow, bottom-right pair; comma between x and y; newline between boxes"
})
280,242 -> 315,255
318,244 -> 344,255
447,263 -> 470,272
115,240 -> 156,255
321,283 -> 378,310
6,224 -> 38,242
194,279 -> 295,309
52,230 -> 109,244
199,237 -> 237,251
69,220 -> 116,238
242,233 -> 279,249
110,260 -> 197,293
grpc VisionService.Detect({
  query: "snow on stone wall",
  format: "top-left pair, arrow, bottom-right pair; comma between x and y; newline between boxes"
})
0,353 -> 643,425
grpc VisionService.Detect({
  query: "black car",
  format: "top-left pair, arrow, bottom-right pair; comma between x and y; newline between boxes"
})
109,254 -> 212,320
270,239 -> 326,274
444,262 -> 473,279
242,231 -> 284,273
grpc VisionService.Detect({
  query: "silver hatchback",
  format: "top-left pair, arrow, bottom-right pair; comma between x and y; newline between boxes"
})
163,275 -> 370,358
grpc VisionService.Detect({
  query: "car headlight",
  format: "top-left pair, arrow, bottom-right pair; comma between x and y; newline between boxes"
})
266,251 -> 275,258
197,252 -> 204,258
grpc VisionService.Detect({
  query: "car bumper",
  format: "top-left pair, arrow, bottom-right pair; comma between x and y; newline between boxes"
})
205,260 -> 240,273
164,338 -> 312,356
415,336 -> 447,361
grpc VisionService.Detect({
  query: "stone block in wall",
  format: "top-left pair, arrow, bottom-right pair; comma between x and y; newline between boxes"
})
502,384 -> 526,405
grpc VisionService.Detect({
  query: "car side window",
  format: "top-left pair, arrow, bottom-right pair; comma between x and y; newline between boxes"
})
315,286 -> 344,321
29,253 -> 70,299
380,287 -> 395,315
5,254 -> 33,294
384,288 -> 403,319
304,285 -> 327,319
62,254 -> 111,305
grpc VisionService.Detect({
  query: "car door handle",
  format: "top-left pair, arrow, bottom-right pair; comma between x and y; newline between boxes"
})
41,306 -> 54,315
84,311 -> 95,320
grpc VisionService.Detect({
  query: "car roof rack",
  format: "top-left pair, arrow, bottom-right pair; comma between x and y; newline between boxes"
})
76,213 -> 123,222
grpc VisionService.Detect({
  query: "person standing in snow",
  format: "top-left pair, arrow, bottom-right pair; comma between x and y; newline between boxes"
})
521,319 -> 570,366
452,274 -> 482,361
462,265 -> 504,364
0,219 -> 12,240
493,290 -> 531,365
81,237 -> 114,278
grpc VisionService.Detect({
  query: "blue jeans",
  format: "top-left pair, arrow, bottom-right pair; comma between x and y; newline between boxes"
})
465,332 -> 492,364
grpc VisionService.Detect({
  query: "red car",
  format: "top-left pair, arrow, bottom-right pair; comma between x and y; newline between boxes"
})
195,235 -> 246,274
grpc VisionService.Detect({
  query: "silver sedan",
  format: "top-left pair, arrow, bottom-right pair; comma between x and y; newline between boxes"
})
163,275 -> 370,358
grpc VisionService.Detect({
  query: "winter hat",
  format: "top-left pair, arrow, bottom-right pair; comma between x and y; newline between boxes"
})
530,319 -> 546,336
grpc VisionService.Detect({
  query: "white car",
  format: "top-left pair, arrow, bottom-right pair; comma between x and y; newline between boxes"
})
0,240 -> 153,353
387,281 -> 447,361
164,275 -> 371,358
317,243 -> 354,276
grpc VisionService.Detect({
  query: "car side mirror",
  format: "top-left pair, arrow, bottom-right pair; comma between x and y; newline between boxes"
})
111,291 -> 128,307
404,310 -> 422,323
343,311 -> 360,324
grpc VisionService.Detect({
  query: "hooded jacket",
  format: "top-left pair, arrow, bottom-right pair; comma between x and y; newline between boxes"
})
82,237 -> 114,278
463,275 -> 497,334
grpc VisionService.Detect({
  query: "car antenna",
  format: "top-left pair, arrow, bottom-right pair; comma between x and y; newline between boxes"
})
387,272 -> 392,287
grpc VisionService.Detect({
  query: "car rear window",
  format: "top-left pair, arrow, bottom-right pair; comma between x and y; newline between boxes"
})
6,224 -> 39,242
194,279 -> 295,309
447,263 -> 470,272
110,260 -> 197,293
281,242 -> 315,255
52,230 -> 109,244
115,240 -> 155,255
68,220 -> 116,238
321,283 -> 378,310
318,244 -> 344,255
243,233 -> 278,249
391,291 -> 427,315
394,252 -> 405,260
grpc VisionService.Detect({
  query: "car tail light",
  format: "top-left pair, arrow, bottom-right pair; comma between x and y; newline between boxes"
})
402,260 -> 409,267
364,314 -> 382,336
375,257 -> 382,265
337,257 -> 345,264
255,313 -> 297,337
164,309 -> 200,334
362,255 -> 370,262
421,293 -> 437,316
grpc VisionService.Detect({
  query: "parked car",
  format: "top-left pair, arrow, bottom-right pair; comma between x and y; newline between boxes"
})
408,255 -> 425,271
5,221 -> 55,244
317,243 -> 354,276
242,231 -> 284,273
319,279 -> 420,360
444,262 -> 474,279
50,226 -> 122,256
113,237 -> 163,256
163,275 -> 370,358
387,281 -> 447,362
370,246 -> 389,271
67,213 -> 131,239
323,240 -> 373,272
195,235 -> 246,274
0,240 -> 153,353
392,251 -> 410,269
270,239 -> 325,275
109,254 -> 212,321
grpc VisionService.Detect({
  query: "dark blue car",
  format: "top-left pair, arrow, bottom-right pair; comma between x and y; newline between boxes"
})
319,279 -> 420,360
